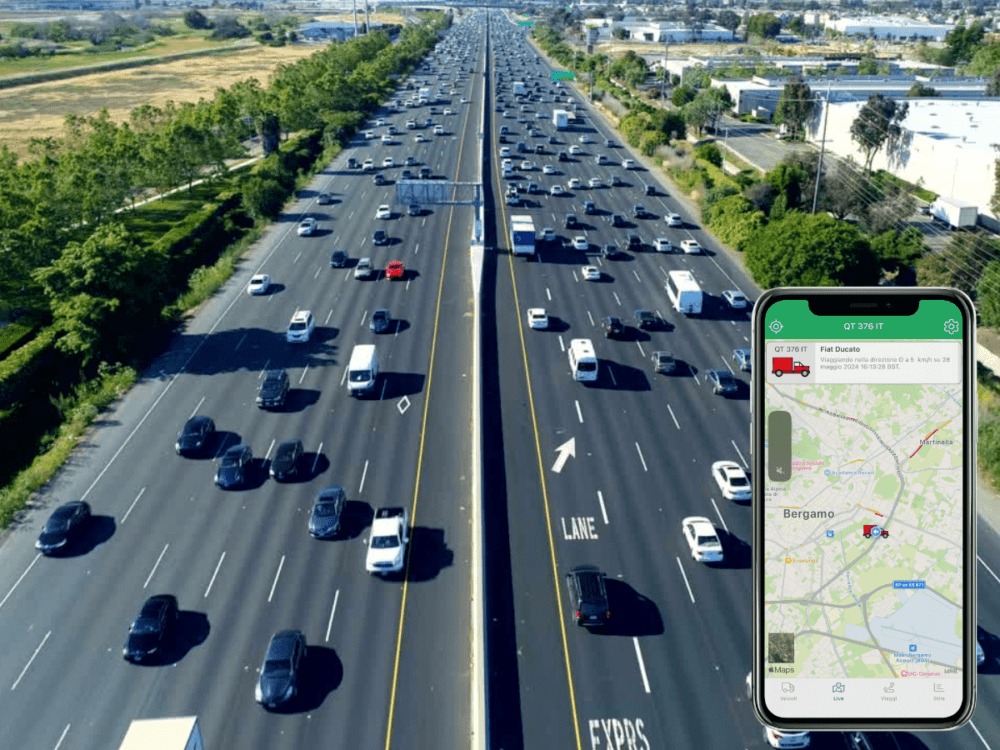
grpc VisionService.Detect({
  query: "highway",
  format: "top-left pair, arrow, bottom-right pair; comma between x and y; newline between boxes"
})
0,15 -> 484,750
486,13 -> 999,750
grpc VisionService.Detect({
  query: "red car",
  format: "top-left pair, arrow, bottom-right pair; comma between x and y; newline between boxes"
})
385,261 -> 405,280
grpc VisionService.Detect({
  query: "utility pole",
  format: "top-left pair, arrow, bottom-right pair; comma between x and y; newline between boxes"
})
363,1 -> 370,35
811,80 -> 832,215
352,0 -> 358,38
660,40 -> 668,101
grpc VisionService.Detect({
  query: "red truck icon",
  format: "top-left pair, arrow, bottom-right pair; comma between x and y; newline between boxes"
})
863,525 -> 888,539
772,357 -> 810,377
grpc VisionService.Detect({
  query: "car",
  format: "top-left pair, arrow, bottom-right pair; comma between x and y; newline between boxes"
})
499,126 -> 509,135
588,177 -> 602,188
346,157 -> 358,169
354,257 -> 373,279
633,310 -> 657,330
362,158 -> 375,171
550,184 -> 565,196
568,145 -> 582,155
414,133 -> 427,143
309,485 -> 347,539
572,236 -> 588,251
594,154 -> 607,166
706,368 -> 738,395
540,227 -> 556,242
632,204 -> 646,218
123,594 -> 179,664
520,160 -> 533,171
654,237 -> 673,253
255,630 -> 307,709
712,460 -> 751,501
443,108 -> 452,115
380,134 -> 393,144
461,97 -> 469,103
216,443 -> 252,489
562,212 -> 578,229
549,135 -> 559,144
764,727 -> 811,749
534,144 -> 545,154
604,137 -> 614,147
247,273 -> 271,295
625,233 -> 642,251
404,155 -> 416,166
582,199 -> 598,215
602,316 -> 624,339
424,118 -> 434,126
270,439 -> 303,481
565,565 -> 610,628
600,243 -> 619,260
666,212 -> 683,227
582,265 -> 600,281
297,218 -> 317,236
419,166 -> 431,178
407,203 -> 421,216
385,260 -> 405,280
372,228 -> 388,245
374,118 -> 385,127
525,182 -> 539,194
505,190 -> 519,206
558,150 -> 569,162
257,369 -> 289,409
370,308 -> 391,333
527,308 -> 549,329
329,250 -> 348,268
683,516 -> 724,563
35,501 -> 91,554
622,158 -> 635,169
978,640 -> 985,666
316,192 -> 334,205
434,125 -> 444,135
382,157 -> 394,168
733,347 -> 751,372
376,204 -> 392,220
567,178 -> 582,190
373,173 -> 385,185
176,416 -> 215,456
286,310 -> 314,344
542,164 -> 556,175
722,290 -> 749,309
578,135 -> 592,144
680,239 -> 701,254
610,174 -> 623,186
652,350 -> 677,374
918,204 -> 932,216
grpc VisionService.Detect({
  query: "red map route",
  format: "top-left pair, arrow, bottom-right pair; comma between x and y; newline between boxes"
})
910,424 -> 947,458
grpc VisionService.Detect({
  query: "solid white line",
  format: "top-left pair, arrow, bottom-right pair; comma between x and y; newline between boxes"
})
265,438 -> 276,460
635,443 -> 648,472
546,287 -> 551,301
189,397 -> 206,419
597,491 -> 609,524
969,720 -> 993,750
340,366 -> 349,386
325,590 -> 340,643
52,723 -> 71,750
633,269 -> 641,282
0,554 -> 41,612
360,310 -> 368,326
636,341 -> 645,358
710,498 -> 730,533
587,310 -> 594,326
979,555 -> 1000,586
359,460 -> 370,494
234,333 -> 247,351
143,544 -> 169,589
11,630 -> 51,691
312,443 -> 323,473
299,366 -> 309,384
676,557 -> 696,603
558,335 -> 565,352
613,292 -> 621,307
732,440 -> 749,469
667,405 -> 680,430
204,551 -> 226,598
268,555 -> 285,603
575,400 -> 584,424
120,487 -> 146,524
633,637 -> 651,694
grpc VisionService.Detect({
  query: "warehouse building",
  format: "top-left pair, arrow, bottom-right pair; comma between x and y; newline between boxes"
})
825,16 -> 955,41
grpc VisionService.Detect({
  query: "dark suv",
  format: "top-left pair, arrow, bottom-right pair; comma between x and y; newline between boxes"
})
627,233 -> 642,251
565,565 -> 610,628
257,369 -> 289,409
270,439 -> 303,481
610,213 -> 626,227
372,228 -> 389,245
602,316 -> 625,339
564,213 -> 578,229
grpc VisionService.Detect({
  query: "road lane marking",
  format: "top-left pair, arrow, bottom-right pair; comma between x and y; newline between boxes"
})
546,287 -> 552,301
265,439 -> 276,460
326,590 -> 340,642
267,555 -> 285,603
189,397 -> 206,418
234,333 -> 247,351
667,405 -> 680,430
969,720 -> 993,750
143,544 -> 169,589
341,366 -> 349,386
632,638 -> 651,694
597,491 -> 609,524
587,310 -> 594,327
633,269 -> 641,282
299,366 -> 309,384
0,554 -> 41,612
359,459 -> 370,494
613,292 -> 621,307
294,252 -> 301,264
314,266 -> 321,279
361,310 -> 368,326
575,400 -> 584,423
732,440 -> 749,469
326,310 -> 334,325
659,265 -> 669,280
721,355 -> 734,373
312,444 -> 323,473
710,498 -> 729,533
608,365 -> 617,386
635,443 -> 648,472
120,487 -> 146,524
415,243 -> 420,255
53,724 -> 71,750
558,335 -> 565,352
573,269 -> 579,282
636,342 -> 645,357
11,630 -> 50,691
204,552 -> 226,598
380,378 -> 388,400
979,555 -> 1000,586
676,557 -> 696,603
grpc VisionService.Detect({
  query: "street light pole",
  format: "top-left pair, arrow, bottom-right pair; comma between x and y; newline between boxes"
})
811,81 -> 832,215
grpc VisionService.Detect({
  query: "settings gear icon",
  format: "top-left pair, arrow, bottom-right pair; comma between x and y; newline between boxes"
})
769,320 -> 784,334
943,319 -> 960,335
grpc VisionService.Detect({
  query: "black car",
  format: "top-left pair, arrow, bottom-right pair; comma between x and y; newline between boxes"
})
372,228 -> 389,245
270,439 -> 303,481
407,203 -> 421,216
564,213 -> 578,229
419,166 -> 431,179
216,443 -> 252,488
370,308 -> 391,333
602,316 -> 625,339
404,155 -> 416,166
604,137 -> 614,147
257,369 -> 289,409
601,243 -> 619,260
557,150 -> 569,161
610,174 -> 623,186
565,565 -> 610,628
256,630 -> 307,709
175,416 -> 215,456
549,135 -> 559,144
583,201 -> 596,215
346,157 -> 358,169
610,213 -> 625,227
627,233 -> 642,251
632,204 -> 647,218
498,135 -> 507,143
653,350 -> 677,374
634,309 -> 657,330
35,501 -> 91,554
309,485 -> 347,539
329,250 -> 348,268
316,192 -> 333,205
373,173 -> 385,185
401,169 -> 414,180
123,594 -> 178,663
707,368 -> 738,395
534,144 -> 545,154
643,183 -> 656,196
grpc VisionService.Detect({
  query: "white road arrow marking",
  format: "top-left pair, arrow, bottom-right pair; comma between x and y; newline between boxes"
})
552,438 -> 576,473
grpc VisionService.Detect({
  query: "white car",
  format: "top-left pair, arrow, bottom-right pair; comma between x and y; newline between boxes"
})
527,308 -> 549,329
568,145 -> 582,155
520,161 -> 533,171
375,119 -> 385,127
622,158 -> 635,169
500,147 -> 511,158
567,178 -> 582,190
654,238 -> 672,253
542,164 -> 556,175
434,125 -> 444,135
572,236 -> 588,251
443,108 -> 452,115
381,134 -> 393,144
550,184 -> 565,196
582,265 -> 601,281
297,218 -> 317,236
354,257 -> 373,279
682,516 -> 723,563
588,177 -> 602,188
286,310 -> 315,344
414,134 -> 427,143
405,120 -> 417,129
712,460 -> 751,500
680,239 -> 701,254
745,674 -> 811,748
723,290 -> 749,309
363,129 -> 375,139
361,159 -> 375,171
540,227 -> 555,242
382,157 -> 394,168
247,273 -> 271,295
578,135 -> 592,143
376,204 -> 392,220
460,97 -> 469,103
666,212 -> 683,227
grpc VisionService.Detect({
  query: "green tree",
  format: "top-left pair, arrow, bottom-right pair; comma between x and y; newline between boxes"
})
744,181 -> 779,215
850,94 -> 909,174
941,21 -> 986,66
209,16 -> 251,40
907,83 -> 939,97
968,41 -> 1000,76
682,86 -> 732,136
746,13 -> 781,39
744,212 -> 877,287
858,57 -> 878,75
183,9 -> 211,29
992,148 -> 1000,218
242,173 -> 287,220
773,76 -> 814,140
716,10 -> 741,34
870,227 -> 926,276
695,142 -> 723,167
704,194 -> 766,252
916,232 -> 996,296
766,161 -> 810,210
978,261 -> 1000,327
612,27 -> 628,40
671,84 -> 696,107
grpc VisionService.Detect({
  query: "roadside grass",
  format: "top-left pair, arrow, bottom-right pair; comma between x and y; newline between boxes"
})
0,321 -> 38,359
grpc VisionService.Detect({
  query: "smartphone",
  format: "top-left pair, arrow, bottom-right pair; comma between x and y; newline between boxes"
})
751,287 -> 977,731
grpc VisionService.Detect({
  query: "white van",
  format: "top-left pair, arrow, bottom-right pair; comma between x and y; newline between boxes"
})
568,338 -> 598,382
348,344 -> 379,397
665,270 -> 702,315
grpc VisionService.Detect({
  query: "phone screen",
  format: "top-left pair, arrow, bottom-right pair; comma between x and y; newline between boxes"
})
759,297 -> 969,722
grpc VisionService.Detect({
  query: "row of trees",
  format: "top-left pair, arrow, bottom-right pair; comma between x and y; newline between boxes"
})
8,12 -> 175,47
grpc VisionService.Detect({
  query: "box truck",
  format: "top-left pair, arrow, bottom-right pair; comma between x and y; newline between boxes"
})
931,197 -> 977,229
118,717 -> 203,750
513,81 -> 526,96
552,109 -> 569,130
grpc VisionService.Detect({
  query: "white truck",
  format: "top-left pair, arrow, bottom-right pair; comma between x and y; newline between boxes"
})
513,81 -> 526,96
552,109 -> 569,130
418,87 -> 431,102
366,507 -> 410,576
510,214 -> 536,256
931,196 -> 977,229
347,344 -> 379,397
118,717 -> 203,750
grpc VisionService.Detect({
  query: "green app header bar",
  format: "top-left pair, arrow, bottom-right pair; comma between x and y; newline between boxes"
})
551,70 -> 575,81
764,299 -> 963,340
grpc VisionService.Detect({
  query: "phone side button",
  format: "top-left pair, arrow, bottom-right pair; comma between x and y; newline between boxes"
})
750,421 -> 753,455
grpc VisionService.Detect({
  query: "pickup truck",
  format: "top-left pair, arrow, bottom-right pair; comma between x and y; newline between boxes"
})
366,507 -> 410,576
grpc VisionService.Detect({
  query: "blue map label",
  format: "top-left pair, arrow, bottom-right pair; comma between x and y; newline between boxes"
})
893,580 -> 926,589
